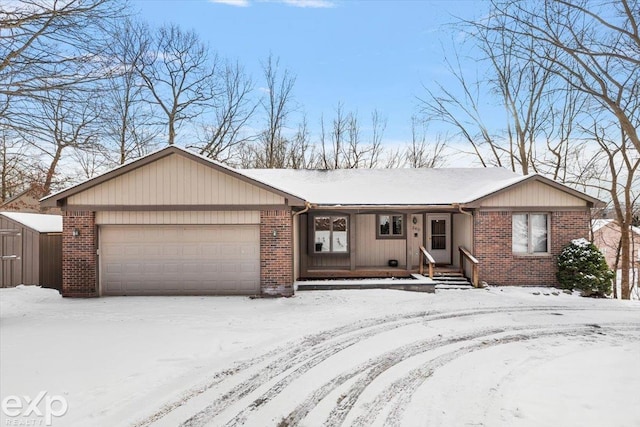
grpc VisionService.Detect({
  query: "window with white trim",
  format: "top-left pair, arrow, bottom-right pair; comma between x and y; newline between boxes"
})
377,214 -> 404,239
512,213 -> 549,254
313,215 -> 348,253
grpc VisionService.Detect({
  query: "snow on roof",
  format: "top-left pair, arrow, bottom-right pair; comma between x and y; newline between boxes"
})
240,167 -> 526,205
592,218 -> 640,235
0,212 -> 62,233
592,219 -> 613,232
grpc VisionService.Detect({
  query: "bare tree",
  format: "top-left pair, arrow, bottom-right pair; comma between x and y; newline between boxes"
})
419,53 -> 502,168
364,109 -> 387,168
489,0 -> 640,154
483,0 -> 640,299
419,33 -> 574,176
103,18 -> 158,165
0,130 -> 39,201
192,60 -> 257,164
319,104 -> 387,169
0,0 -> 125,99
136,24 -> 219,145
404,116 -> 447,168
10,88 -> 103,194
287,115 -> 316,169
319,104 -> 347,169
252,54 -> 296,168
586,117 -> 639,300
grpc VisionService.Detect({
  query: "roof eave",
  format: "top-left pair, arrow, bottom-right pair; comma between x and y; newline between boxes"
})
310,204 -> 460,210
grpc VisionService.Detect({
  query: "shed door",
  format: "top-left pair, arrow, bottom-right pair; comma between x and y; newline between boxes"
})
100,225 -> 260,295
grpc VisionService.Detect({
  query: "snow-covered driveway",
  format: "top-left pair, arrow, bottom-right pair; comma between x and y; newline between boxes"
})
1,286 -> 639,427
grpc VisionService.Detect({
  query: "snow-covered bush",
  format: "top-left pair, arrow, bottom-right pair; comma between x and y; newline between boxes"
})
556,238 -> 614,297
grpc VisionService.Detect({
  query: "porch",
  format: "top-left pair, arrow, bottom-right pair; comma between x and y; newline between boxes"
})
296,210 -> 479,286
299,248 -> 478,286
296,259 -> 476,291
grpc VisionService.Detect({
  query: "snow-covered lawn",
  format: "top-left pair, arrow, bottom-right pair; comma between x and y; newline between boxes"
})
1,286 -> 639,427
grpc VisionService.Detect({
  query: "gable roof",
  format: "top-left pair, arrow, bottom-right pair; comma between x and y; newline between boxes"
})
0,212 -> 62,233
592,219 -> 640,235
241,168 -> 601,207
40,145 -> 601,210
41,146 -> 306,207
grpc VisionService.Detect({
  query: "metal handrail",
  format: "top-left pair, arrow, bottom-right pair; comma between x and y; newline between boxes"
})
459,246 -> 479,287
419,246 -> 436,279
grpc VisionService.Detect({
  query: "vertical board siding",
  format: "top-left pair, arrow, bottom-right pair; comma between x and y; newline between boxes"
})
355,214 -> 406,267
0,216 -> 22,287
308,255 -> 351,268
95,211 -> 260,225
22,227 -> 38,285
68,154 -> 285,206
40,234 -> 62,290
0,215 -> 61,289
480,181 -> 586,207
452,213 -> 473,268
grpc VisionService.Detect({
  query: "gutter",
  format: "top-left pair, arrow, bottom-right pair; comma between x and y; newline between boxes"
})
308,204 -> 459,211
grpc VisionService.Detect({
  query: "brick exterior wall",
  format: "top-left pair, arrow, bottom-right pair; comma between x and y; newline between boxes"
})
62,211 -> 97,297
474,210 -> 590,286
260,209 -> 294,297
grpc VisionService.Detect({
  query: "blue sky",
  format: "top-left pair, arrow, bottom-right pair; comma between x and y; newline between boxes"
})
132,0 -> 489,147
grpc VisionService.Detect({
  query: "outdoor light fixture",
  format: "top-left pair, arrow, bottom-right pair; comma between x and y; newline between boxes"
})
272,229 -> 277,237
72,228 -> 80,237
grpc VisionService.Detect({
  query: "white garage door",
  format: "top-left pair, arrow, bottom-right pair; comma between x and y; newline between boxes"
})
100,225 -> 260,295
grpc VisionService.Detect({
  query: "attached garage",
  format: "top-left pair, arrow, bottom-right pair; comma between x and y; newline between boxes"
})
100,225 -> 260,295
41,146 -> 304,297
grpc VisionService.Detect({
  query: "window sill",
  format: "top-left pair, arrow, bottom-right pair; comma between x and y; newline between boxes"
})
512,252 -> 551,257
376,235 -> 406,240
310,252 -> 350,257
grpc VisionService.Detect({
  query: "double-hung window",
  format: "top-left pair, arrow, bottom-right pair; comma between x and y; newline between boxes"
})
512,213 -> 549,254
313,215 -> 348,253
377,214 -> 404,239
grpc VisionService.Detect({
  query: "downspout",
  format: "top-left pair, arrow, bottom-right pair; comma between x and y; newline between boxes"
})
291,202 -> 313,291
454,203 -> 476,283
293,201 -> 313,218
454,203 -> 473,216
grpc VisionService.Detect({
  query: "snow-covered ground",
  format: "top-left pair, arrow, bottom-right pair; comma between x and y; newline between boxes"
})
1,285 -> 639,427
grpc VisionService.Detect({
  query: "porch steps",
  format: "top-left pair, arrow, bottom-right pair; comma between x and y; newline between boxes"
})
296,275 -> 436,293
295,272 -> 474,292
433,272 -> 474,289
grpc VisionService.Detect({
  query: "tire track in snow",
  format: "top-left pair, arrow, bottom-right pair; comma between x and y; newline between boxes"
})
134,309 -> 433,426
134,305 -> 638,427
181,307 -> 581,426
379,324 -> 640,427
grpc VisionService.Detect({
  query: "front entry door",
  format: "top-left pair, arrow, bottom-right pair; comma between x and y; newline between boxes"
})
426,213 -> 451,264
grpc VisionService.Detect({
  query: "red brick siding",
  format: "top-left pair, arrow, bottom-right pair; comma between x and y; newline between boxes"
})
260,209 -> 294,297
474,210 -> 590,286
62,211 -> 97,297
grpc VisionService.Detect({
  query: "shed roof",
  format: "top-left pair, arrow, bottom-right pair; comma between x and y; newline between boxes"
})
0,212 -> 62,233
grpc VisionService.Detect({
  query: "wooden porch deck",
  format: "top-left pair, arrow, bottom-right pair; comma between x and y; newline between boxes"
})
300,265 -> 462,280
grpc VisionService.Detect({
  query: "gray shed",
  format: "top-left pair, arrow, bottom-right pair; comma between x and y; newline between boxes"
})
0,212 -> 62,290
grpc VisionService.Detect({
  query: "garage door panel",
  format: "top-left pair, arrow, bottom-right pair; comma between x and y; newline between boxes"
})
100,225 -> 260,295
